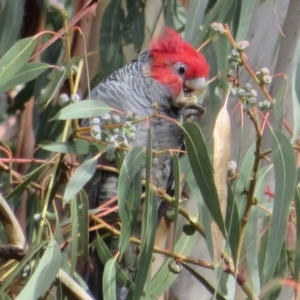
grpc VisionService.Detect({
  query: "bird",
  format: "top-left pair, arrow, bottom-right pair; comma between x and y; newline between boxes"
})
83,27 -> 210,300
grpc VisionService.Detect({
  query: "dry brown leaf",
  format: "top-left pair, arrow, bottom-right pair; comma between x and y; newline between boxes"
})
211,87 -> 231,265
0,193 -> 26,249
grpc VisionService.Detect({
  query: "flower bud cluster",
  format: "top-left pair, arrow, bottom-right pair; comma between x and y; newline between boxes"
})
237,40 -> 250,51
228,41 -> 249,70
256,68 -> 272,84
58,93 -> 80,107
230,83 -> 258,110
92,111 -> 138,162
210,22 -> 225,34
258,99 -> 275,111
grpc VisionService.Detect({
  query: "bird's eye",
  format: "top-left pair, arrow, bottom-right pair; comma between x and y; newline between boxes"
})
177,65 -> 186,75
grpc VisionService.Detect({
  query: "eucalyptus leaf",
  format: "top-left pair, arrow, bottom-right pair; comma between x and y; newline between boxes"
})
0,36 -> 37,91
134,129 -> 157,300
16,239 -> 61,300
183,122 -> 225,236
103,258 -> 117,300
262,130 -> 296,284
118,146 -> 144,258
41,139 -> 105,155
63,155 -> 99,202
0,62 -> 51,94
52,100 -> 114,120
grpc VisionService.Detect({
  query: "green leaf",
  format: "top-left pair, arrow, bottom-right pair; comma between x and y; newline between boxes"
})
182,122 -> 225,236
235,0 -> 257,41
77,190 -> 89,258
0,294 -> 12,300
225,182 -> 240,268
171,154 -> 180,259
274,77 -> 288,131
0,36 -> 38,91
71,194 -> 79,274
100,0 -> 125,78
262,130 -> 296,284
181,263 -> 226,300
6,163 -> 49,200
134,129 -> 158,300
258,216 -> 270,280
95,234 -> 135,291
41,139 -> 105,154
0,0 -> 23,58
292,36 -> 300,142
39,65 -> 70,106
103,258 -> 117,300
63,155 -> 98,202
0,241 -> 48,294
124,0 -> 145,51
148,216 -> 198,297
118,146 -> 144,258
184,0 -> 209,46
245,165 -> 273,295
0,62 -> 51,94
294,184 -> 300,281
52,100 -> 114,120
234,143 -> 255,217
16,239 -> 61,300
267,246 -> 287,299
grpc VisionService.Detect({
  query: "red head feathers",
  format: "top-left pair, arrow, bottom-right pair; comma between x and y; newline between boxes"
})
149,28 -> 210,80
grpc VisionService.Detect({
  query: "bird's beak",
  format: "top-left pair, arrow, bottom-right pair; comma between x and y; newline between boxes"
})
184,77 -> 206,94
172,77 -> 206,108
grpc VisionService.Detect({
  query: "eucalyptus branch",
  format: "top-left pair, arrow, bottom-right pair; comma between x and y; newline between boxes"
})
140,181 -> 205,237
90,215 -> 212,269
236,108 -> 263,263
90,216 -> 258,299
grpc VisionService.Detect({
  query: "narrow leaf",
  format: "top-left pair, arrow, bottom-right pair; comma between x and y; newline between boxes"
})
292,35 -> 300,142
71,195 -> 79,274
184,0 -> 209,46
293,178 -> 300,281
41,139 -> 105,155
52,100 -> 114,120
183,122 -> 225,236
262,130 -> 296,283
212,87 -> 231,264
171,154 -> 180,259
234,143 -> 255,217
6,163 -> 49,201
0,62 -> 51,94
63,155 -> 99,202
0,241 -> 48,294
134,129 -> 158,300
77,190 -> 89,258
149,215 -> 198,297
0,36 -> 38,91
16,239 -> 61,300
95,234 -> 135,291
103,258 -> 117,300
245,165 -> 273,294
225,183 -> 240,269
118,146 -> 144,258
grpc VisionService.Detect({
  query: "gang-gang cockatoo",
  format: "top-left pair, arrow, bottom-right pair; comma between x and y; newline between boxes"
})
83,28 -> 210,300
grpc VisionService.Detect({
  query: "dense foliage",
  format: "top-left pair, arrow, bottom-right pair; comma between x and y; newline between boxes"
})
0,0 -> 300,299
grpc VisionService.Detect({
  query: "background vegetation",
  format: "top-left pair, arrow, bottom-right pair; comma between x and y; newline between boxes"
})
0,0 -> 300,299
